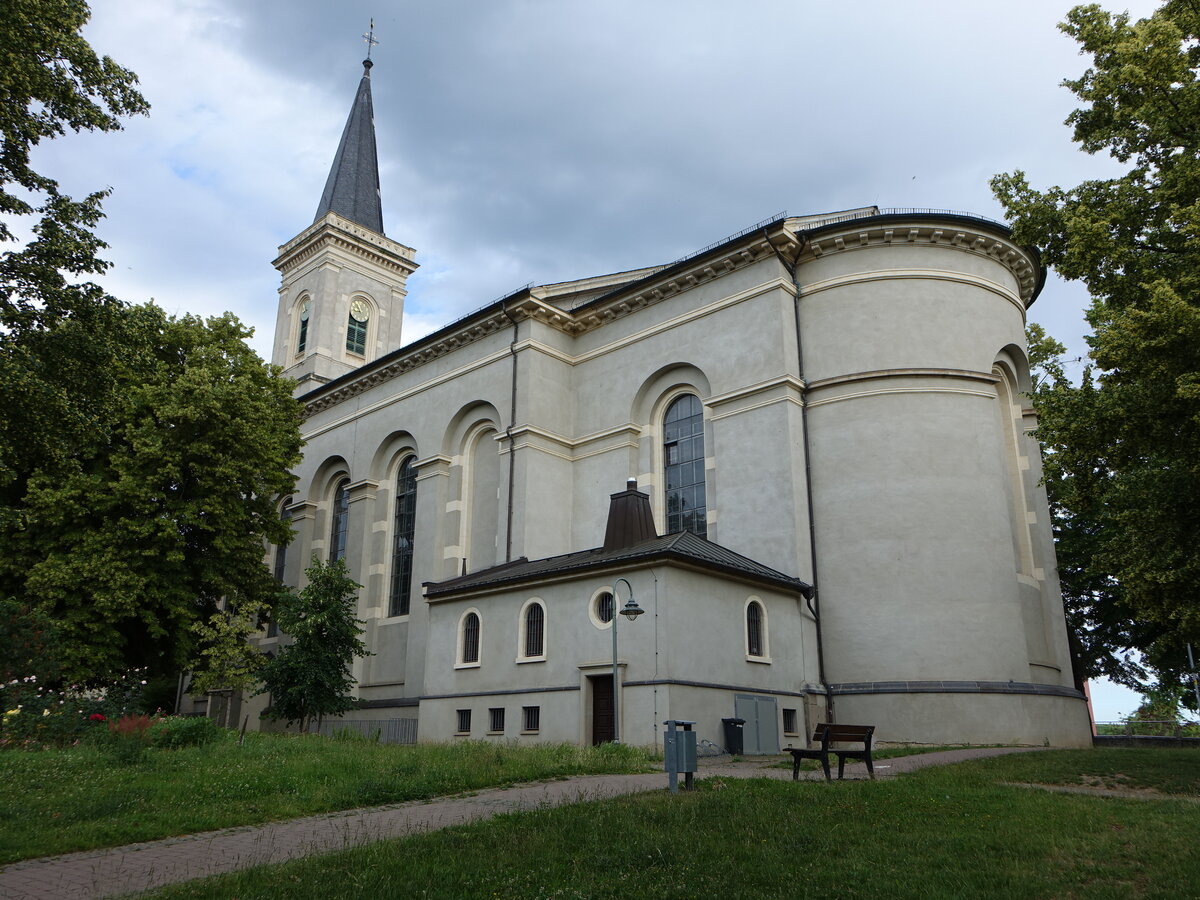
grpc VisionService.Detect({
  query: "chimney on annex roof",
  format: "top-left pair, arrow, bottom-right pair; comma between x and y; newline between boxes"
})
313,56 -> 384,234
603,479 -> 658,552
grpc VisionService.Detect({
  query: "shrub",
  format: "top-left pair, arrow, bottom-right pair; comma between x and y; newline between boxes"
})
149,715 -> 222,749
106,713 -> 157,764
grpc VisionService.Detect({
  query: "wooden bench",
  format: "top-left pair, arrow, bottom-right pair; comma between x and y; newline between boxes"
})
783,723 -> 875,781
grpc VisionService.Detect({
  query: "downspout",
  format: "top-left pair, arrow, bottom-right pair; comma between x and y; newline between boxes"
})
500,301 -> 519,562
763,227 -> 832,721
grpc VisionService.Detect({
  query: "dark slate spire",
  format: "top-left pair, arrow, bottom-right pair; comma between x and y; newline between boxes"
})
314,59 -> 384,234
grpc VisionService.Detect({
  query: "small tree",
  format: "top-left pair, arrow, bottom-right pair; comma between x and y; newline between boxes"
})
188,593 -> 273,702
258,557 -> 370,733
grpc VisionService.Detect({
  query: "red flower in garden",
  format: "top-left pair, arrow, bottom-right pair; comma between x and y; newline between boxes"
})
89,713 -> 106,722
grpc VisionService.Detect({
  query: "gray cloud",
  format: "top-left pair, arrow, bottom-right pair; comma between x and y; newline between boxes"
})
35,0 -> 1159,365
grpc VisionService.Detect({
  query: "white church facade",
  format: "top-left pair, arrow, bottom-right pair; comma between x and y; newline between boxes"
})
246,59 -> 1092,750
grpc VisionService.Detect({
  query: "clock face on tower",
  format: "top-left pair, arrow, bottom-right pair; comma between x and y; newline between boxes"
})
349,299 -> 371,323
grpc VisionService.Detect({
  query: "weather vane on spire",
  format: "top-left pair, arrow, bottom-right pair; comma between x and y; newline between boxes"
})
362,19 -> 379,61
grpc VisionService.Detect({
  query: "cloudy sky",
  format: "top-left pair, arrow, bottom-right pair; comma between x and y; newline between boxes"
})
38,0 -> 1162,718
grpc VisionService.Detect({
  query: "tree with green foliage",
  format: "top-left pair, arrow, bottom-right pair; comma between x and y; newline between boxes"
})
993,1 -> 1200,688
1,0 -> 148,332
0,305 -> 303,681
0,3 -> 303,683
259,558 -> 371,734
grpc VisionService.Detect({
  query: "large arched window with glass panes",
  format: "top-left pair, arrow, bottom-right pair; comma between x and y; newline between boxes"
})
663,393 -> 707,538
389,457 -> 417,617
329,478 -> 350,562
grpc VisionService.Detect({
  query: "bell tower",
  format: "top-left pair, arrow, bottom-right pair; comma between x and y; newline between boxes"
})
271,49 -> 417,394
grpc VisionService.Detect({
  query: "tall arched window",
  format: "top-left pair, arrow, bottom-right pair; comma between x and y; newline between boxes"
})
663,394 -> 707,538
460,611 -> 481,665
273,497 -> 292,584
522,602 -> 545,659
329,478 -> 350,562
389,457 -> 418,617
746,600 -> 765,657
296,299 -> 310,354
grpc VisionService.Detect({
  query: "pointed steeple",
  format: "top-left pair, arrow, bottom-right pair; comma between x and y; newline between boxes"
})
314,59 -> 384,234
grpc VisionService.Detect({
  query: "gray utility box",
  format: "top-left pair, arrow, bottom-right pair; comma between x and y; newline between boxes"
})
663,720 -> 697,792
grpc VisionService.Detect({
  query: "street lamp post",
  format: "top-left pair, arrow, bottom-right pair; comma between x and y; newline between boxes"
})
611,577 -> 644,744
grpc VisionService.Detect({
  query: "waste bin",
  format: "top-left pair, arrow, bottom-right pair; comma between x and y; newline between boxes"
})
721,717 -> 746,755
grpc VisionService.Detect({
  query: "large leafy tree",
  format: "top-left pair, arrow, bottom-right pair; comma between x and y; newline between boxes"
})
259,558 -> 371,734
994,2 -> 1200,688
1,3 -> 303,682
0,306 -> 303,680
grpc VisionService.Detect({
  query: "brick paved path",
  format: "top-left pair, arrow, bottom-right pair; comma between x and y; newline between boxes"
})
0,746 -> 1038,899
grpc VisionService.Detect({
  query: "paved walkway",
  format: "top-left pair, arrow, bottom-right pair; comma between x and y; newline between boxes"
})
1,747 -> 1038,899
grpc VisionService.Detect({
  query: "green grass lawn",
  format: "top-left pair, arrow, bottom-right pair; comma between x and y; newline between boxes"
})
0,732 -> 653,863
147,749 -> 1200,900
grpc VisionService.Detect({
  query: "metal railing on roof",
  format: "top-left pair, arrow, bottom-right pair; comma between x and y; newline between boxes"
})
668,211 -> 788,266
799,207 -> 1006,231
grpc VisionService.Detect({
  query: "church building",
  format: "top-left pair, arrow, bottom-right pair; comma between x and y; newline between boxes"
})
249,57 -> 1093,750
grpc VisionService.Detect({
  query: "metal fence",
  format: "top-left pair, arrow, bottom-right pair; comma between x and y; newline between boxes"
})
317,717 -> 418,744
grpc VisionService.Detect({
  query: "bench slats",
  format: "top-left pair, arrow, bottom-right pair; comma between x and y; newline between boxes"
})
784,722 -> 876,782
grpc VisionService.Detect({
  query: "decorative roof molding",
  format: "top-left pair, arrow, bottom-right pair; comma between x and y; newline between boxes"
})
274,212 -> 417,280
300,220 -> 801,417
799,218 -> 1040,305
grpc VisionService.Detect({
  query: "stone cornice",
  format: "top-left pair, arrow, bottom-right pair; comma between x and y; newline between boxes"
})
274,212 -> 418,280
800,219 -> 1040,305
300,222 -> 801,418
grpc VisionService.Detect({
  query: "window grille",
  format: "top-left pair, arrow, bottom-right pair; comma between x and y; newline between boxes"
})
523,706 -> 540,732
456,709 -> 471,734
462,612 -> 480,664
596,592 -> 614,624
329,479 -> 350,562
389,457 -> 417,616
663,394 -> 707,538
783,708 -> 798,735
489,707 -> 505,733
524,603 -> 545,657
747,601 -> 764,657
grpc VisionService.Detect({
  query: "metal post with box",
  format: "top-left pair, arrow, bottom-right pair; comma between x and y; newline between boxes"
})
663,719 -> 697,792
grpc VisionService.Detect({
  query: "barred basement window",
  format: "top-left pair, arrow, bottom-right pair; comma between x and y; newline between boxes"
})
329,478 -> 350,562
523,705 -> 540,732
489,707 -> 505,733
456,709 -> 471,734
783,708 -> 798,735
663,393 -> 707,538
389,457 -> 417,617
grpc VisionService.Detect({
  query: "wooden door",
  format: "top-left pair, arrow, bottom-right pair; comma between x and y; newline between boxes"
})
591,675 -> 614,744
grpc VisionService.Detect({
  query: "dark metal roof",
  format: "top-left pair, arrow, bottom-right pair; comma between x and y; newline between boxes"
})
424,530 -> 813,599
314,61 -> 384,234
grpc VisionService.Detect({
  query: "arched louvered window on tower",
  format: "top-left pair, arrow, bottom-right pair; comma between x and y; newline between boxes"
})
329,478 -> 350,562
346,299 -> 370,355
389,457 -> 417,617
663,393 -> 707,538
296,298 -> 310,354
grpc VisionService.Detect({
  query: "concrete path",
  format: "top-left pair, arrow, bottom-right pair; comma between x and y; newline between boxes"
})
0,746 -> 1038,899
